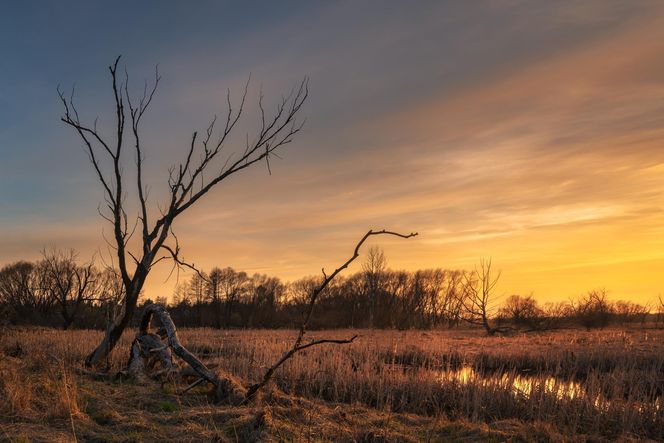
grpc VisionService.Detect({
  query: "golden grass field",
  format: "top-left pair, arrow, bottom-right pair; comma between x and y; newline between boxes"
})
1,327 -> 663,442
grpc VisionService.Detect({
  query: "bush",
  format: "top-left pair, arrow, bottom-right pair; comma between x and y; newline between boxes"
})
573,289 -> 614,329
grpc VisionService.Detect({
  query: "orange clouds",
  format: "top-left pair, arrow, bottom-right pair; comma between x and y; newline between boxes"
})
165,9 -> 664,304
3,3 -> 664,307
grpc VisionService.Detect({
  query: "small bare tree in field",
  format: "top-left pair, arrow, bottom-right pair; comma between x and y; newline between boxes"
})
571,288 -> 614,330
498,294 -> 546,330
362,246 -> 386,328
59,56 -> 308,367
461,258 -> 503,336
0,261 -> 52,319
40,248 -> 101,330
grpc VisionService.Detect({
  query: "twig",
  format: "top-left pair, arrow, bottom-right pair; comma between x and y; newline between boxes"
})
179,377 -> 206,395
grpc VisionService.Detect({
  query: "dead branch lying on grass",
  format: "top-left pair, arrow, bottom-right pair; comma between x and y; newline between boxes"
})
124,229 -> 417,404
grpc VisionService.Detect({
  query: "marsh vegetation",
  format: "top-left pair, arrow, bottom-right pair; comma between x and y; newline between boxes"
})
2,327 -> 663,441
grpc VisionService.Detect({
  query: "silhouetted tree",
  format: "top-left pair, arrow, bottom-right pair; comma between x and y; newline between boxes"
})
207,267 -> 223,328
572,289 -> 614,329
187,271 -> 208,326
218,267 -> 248,327
362,246 -> 386,328
59,56 -> 308,366
441,270 -> 466,327
0,261 -> 51,322
498,294 -> 542,329
246,274 -> 284,327
461,258 -> 502,336
613,300 -> 649,325
40,248 -> 100,329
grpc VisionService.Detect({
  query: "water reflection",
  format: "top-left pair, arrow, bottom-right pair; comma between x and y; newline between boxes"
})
440,366 -> 661,413
442,366 -> 586,401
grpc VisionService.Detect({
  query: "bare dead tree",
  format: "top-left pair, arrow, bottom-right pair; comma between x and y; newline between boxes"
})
570,288 -> 614,329
59,56 -> 308,367
0,261 -> 52,317
40,248 -> 100,330
460,258 -> 505,336
362,245 -> 386,328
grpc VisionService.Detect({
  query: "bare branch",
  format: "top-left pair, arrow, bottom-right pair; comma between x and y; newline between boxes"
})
243,229 -> 417,401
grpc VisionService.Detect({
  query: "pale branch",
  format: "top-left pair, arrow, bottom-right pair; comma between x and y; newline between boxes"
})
135,303 -> 247,404
138,304 -> 222,388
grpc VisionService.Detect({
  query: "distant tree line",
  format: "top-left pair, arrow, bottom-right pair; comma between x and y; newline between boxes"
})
1,247 -> 662,332
494,289 -> 654,331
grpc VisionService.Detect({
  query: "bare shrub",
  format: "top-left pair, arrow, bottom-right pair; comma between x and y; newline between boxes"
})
498,294 -> 547,330
461,259 -> 504,336
572,289 -> 614,329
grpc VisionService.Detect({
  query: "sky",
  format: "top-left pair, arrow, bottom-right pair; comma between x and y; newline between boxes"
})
1,1 -> 664,305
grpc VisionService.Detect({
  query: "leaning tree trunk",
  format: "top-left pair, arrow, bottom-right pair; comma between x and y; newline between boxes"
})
85,280 -> 143,367
85,302 -> 135,367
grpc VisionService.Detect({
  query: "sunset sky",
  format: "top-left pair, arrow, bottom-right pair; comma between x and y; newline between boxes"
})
1,1 -> 664,305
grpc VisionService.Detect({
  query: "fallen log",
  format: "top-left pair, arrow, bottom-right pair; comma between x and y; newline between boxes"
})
130,303 -> 246,404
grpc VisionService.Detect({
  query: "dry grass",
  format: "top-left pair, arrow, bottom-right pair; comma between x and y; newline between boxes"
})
1,327 -> 662,441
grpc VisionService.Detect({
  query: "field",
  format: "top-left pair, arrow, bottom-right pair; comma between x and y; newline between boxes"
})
1,327 -> 663,442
